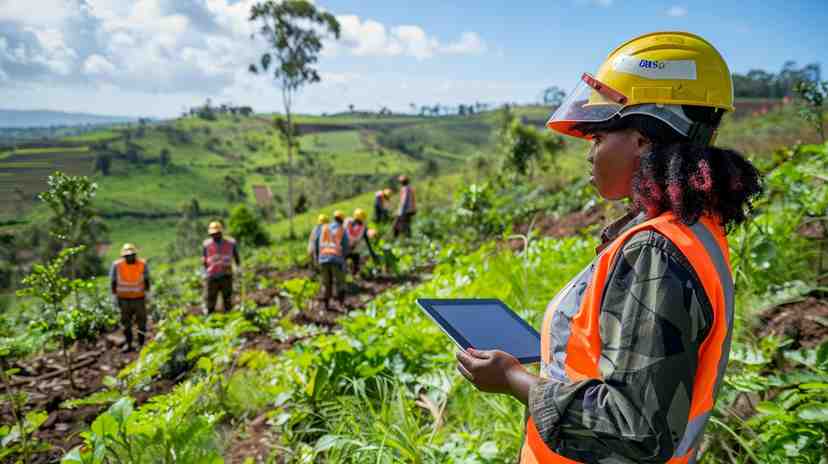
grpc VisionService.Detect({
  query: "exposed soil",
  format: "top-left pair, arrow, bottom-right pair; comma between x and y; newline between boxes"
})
0,324 -> 170,463
3,256 -> 429,463
509,204 -> 620,251
758,296 -> 828,349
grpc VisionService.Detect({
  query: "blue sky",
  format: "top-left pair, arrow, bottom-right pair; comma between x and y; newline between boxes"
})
0,0 -> 826,117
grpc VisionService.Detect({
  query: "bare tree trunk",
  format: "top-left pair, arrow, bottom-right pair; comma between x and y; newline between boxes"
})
283,87 -> 296,239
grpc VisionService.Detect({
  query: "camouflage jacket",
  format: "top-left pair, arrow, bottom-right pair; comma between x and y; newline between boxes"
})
527,214 -> 715,463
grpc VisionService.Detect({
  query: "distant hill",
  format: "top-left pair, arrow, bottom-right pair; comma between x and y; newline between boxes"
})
0,109 -> 139,128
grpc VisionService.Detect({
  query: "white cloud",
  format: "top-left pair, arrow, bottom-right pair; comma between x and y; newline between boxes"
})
332,14 -> 486,60
82,54 -> 115,76
667,6 -> 688,17
441,32 -> 486,55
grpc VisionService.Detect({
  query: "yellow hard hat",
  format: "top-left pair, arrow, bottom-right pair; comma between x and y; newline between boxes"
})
317,213 -> 329,225
208,221 -> 223,234
383,188 -> 392,198
333,210 -> 345,221
353,208 -> 367,222
120,243 -> 138,257
547,32 -> 733,141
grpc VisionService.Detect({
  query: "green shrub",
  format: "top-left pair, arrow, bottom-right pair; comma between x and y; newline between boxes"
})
228,204 -> 271,248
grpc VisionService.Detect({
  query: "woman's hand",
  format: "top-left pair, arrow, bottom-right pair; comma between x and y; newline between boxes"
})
456,348 -> 539,404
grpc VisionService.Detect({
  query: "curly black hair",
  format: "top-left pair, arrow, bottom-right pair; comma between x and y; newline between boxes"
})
573,106 -> 763,230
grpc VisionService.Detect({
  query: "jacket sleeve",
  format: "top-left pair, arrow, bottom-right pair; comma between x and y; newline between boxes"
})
527,230 -> 714,463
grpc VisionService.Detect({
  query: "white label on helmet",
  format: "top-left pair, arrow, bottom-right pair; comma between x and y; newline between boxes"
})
611,55 -> 697,80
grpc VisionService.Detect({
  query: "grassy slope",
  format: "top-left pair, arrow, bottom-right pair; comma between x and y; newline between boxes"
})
5,104 -> 822,264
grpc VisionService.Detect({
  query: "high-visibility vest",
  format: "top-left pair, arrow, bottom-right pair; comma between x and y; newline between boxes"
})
115,258 -> 146,299
520,213 -> 734,464
345,219 -> 366,252
400,186 -> 416,213
203,238 -> 235,278
319,223 -> 345,258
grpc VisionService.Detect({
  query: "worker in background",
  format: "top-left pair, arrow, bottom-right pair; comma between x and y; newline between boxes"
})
455,32 -> 763,463
316,210 -> 349,310
110,243 -> 150,353
308,213 -> 329,265
393,175 -> 416,238
374,188 -> 392,223
202,221 -> 240,314
344,208 -> 378,276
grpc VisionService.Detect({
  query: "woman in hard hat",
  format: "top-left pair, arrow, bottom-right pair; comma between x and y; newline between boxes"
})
344,208 -> 378,276
456,32 -> 762,463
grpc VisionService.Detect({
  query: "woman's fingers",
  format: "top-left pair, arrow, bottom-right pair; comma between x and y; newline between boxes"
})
457,362 -> 474,381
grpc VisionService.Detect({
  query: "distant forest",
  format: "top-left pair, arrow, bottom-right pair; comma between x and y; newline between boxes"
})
733,61 -> 821,99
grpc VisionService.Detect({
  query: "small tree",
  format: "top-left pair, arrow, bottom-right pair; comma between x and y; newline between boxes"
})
16,246 -> 115,390
249,0 -> 340,238
160,148 -> 171,174
39,171 -> 108,278
168,198 -> 204,261
794,79 -> 827,142
223,173 -> 247,202
94,153 -> 111,175
229,204 -> 271,247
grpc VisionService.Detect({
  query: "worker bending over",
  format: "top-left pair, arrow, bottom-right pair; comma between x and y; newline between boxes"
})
316,210 -> 349,310
202,221 -> 240,313
374,188 -> 392,223
110,243 -> 150,353
344,208 -> 378,275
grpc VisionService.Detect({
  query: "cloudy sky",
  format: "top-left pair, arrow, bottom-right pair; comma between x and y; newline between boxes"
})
1,0 -> 826,117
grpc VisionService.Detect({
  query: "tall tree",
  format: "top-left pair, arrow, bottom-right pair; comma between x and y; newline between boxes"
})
249,0 -> 340,238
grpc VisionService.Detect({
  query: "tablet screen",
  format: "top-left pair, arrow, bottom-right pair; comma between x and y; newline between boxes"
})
417,299 -> 540,363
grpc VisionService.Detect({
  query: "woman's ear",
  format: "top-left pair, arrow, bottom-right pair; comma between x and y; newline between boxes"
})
633,130 -> 652,155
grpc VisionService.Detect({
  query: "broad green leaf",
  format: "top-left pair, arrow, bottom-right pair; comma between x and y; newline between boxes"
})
796,402 -> 828,422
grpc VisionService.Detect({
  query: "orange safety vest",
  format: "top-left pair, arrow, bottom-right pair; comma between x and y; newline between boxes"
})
520,213 -> 734,464
345,219 -> 366,252
400,186 -> 416,213
319,224 -> 345,258
115,258 -> 146,299
203,238 -> 235,278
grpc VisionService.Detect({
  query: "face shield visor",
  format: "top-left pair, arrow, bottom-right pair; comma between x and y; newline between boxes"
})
545,73 -> 629,139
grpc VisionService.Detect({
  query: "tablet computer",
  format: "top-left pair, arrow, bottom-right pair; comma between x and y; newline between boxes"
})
416,298 -> 541,364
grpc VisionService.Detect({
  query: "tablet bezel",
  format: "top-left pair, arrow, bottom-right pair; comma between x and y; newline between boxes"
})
416,298 -> 541,364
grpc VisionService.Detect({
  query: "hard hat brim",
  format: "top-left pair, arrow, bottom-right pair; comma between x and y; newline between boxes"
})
546,73 -> 626,139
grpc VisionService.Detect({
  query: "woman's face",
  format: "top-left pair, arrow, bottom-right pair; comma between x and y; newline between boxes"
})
587,128 -> 651,200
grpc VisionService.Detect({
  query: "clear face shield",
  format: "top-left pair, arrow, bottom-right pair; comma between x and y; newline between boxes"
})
546,73 -> 629,139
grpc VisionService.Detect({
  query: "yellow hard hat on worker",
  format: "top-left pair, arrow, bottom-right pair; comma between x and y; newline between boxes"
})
120,243 -> 138,257
333,210 -> 345,221
208,221 -> 223,234
353,208 -> 367,222
382,188 -> 392,199
317,213 -> 329,225
547,32 -> 733,144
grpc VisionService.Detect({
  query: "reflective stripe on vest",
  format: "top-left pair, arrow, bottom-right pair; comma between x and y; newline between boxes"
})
204,238 -> 235,278
401,186 -> 416,213
116,258 -> 146,299
319,224 -> 345,258
345,219 -> 365,251
521,213 -> 734,464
